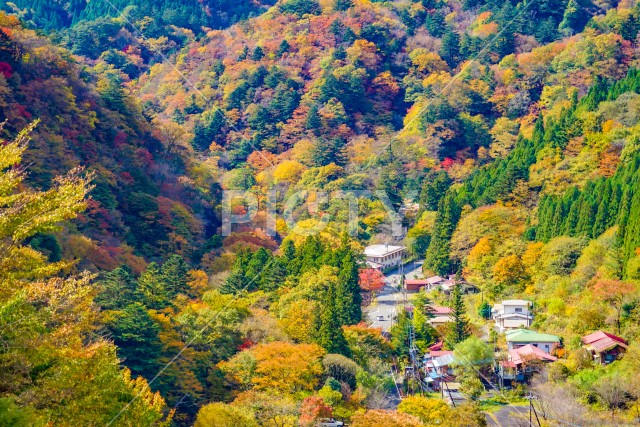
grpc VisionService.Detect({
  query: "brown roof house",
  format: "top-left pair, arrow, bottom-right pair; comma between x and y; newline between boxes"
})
581,331 -> 628,364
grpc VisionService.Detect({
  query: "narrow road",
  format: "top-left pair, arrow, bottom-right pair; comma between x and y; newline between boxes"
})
485,405 -> 529,427
366,260 -> 424,331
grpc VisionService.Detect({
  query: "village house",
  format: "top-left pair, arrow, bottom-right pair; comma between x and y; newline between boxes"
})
492,300 -> 533,331
405,279 -> 430,292
424,352 -> 456,391
364,244 -> 405,270
581,331 -> 628,364
498,344 -> 557,384
505,329 -> 560,354
427,305 -> 453,328
406,275 -> 477,294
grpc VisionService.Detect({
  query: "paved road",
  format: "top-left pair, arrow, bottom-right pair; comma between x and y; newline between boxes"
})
366,261 -> 424,331
485,405 -> 529,427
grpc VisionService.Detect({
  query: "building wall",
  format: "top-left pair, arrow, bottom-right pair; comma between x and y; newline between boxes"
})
508,341 -> 557,353
366,250 -> 403,269
503,305 -> 530,315
502,318 -> 531,329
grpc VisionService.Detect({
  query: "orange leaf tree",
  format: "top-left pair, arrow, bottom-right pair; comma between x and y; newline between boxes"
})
592,279 -> 637,333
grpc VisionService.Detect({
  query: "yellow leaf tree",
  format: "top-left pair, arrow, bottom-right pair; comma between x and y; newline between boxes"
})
0,123 -> 168,426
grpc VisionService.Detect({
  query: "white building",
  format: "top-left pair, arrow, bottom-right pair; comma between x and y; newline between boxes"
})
364,244 -> 405,270
492,300 -> 533,331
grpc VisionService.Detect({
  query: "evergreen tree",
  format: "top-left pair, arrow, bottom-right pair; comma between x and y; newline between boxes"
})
251,46 -> 264,61
108,303 -> 162,379
317,282 -> 352,357
378,163 -> 405,209
246,247 -> 272,291
138,262 -> 171,309
336,250 -> 362,325
310,137 -> 347,167
160,254 -> 189,297
424,192 -> 461,275
192,108 -> 226,151
263,256 -> 288,292
238,45 -> 249,60
440,27 -> 460,68
282,239 -> 296,263
419,171 -> 452,212
558,0 -> 589,36
447,284 -> 470,346
334,0 -> 353,11
306,104 -> 322,134
96,267 -> 139,310
276,39 -> 290,56
390,310 -> 411,358
219,267 -> 247,294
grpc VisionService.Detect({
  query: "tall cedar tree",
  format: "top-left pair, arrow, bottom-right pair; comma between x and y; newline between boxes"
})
447,284 -> 470,346
317,282 -> 352,357
337,247 -> 362,325
424,192 -> 461,275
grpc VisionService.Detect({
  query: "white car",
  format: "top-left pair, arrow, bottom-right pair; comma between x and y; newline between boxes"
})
319,419 -> 344,427
377,315 -> 385,321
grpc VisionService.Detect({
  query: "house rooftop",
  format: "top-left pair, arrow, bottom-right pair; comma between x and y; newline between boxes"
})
429,305 -> 453,315
502,300 -> 532,306
432,354 -> 455,367
428,315 -> 453,324
582,331 -> 627,346
426,275 -> 445,285
405,279 -> 429,285
505,329 -> 559,343
582,331 -> 628,353
428,350 -> 454,358
429,341 -> 444,351
509,344 -> 557,365
364,244 -> 405,257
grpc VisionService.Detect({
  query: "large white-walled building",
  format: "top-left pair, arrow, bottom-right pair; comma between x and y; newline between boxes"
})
364,244 -> 405,270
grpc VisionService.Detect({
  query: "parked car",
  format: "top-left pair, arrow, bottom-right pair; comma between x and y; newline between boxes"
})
319,419 -> 344,427
377,315 -> 385,321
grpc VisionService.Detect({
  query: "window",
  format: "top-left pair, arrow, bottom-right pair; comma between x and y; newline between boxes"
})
514,307 -> 523,313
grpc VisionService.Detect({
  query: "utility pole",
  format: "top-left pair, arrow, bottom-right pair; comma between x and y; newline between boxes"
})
527,392 -> 542,427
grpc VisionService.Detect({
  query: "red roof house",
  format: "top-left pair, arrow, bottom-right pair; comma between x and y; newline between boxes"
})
429,341 -> 444,351
581,331 -> 628,364
405,279 -> 430,292
498,344 -> 557,383
429,305 -> 453,316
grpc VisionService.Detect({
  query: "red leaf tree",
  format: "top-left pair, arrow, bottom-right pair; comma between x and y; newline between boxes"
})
299,396 -> 332,427
359,268 -> 385,293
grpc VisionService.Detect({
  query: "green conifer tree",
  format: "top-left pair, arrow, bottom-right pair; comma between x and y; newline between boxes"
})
138,262 -> 171,309
447,284 -> 470,346
317,282 -> 352,357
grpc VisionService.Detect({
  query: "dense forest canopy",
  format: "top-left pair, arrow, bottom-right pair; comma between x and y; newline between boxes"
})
1,0 -> 640,425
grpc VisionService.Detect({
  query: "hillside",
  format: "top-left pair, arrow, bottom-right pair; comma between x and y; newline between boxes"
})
0,13 -> 217,268
1,0 -> 640,426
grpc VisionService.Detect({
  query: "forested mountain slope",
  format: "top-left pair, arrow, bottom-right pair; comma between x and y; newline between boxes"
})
3,0 -> 273,33
1,0 -> 640,425
0,13 -> 216,268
